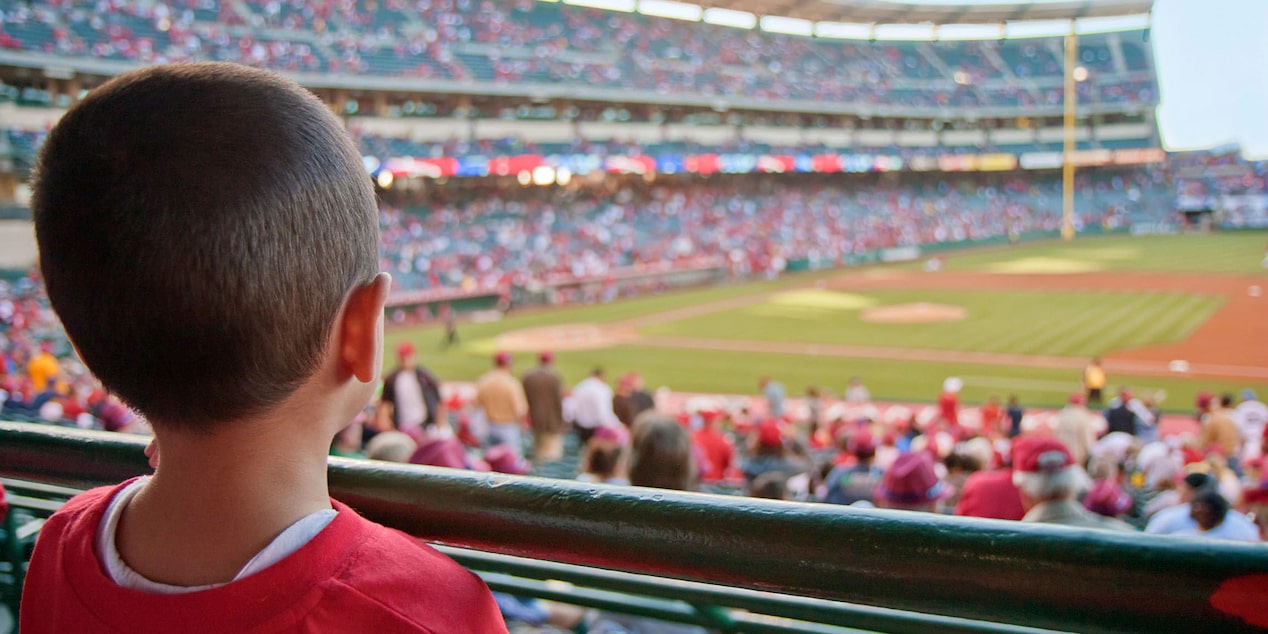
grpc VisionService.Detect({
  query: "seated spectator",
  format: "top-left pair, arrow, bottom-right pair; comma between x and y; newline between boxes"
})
629,414 -> 696,491
693,410 -> 734,483
366,429 -> 419,463
823,431 -> 881,506
1179,490 -> 1254,542
750,471 -> 789,500
578,424 -> 631,485
1012,437 -> 1133,531
1083,457 -> 1133,520
874,452 -> 953,513
741,421 -> 805,485
1146,472 -> 1258,540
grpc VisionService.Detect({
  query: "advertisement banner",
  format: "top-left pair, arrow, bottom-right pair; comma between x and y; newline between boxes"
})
976,153 -> 1018,171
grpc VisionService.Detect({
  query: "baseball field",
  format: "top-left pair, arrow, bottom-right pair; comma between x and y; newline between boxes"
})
386,232 -> 1268,412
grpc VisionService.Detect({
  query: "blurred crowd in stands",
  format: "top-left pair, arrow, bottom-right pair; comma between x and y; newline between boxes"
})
368,346 -> 1268,542
376,172 -> 1152,295
0,0 -> 1156,107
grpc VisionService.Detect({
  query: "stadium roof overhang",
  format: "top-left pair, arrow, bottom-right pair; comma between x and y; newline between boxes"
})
692,0 -> 1153,25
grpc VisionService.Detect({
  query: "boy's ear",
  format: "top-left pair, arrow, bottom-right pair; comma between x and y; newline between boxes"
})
339,272 -> 391,384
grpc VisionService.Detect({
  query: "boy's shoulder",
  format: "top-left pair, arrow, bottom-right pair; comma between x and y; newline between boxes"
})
22,483 -> 506,633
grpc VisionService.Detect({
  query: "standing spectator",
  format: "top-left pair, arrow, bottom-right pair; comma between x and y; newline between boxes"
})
1105,389 -> 1137,437
628,373 -> 655,418
1054,393 -> 1097,467
27,340 -> 59,394
376,342 -> 443,438
571,368 -> 619,443
522,351 -> 565,462
938,377 -> 962,430
475,352 -> 529,457
1012,437 -> 1132,530
979,394 -> 1004,439
612,374 -> 640,427
441,302 -> 459,348
1005,395 -> 1024,438
759,376 -> 786,419
1083,357 -> 1107,408
1234,389 -> 1268,463
1197,394 -> 1242,471
844,376 -> 871,404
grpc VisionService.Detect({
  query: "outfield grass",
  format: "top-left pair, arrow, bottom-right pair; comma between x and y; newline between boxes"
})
927,232 -> 1268,275
641,288 -> 1223,357
389,232 -> 1268,411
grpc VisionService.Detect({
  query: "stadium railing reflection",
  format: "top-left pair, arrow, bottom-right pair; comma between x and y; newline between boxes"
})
1,421 -> 1265,633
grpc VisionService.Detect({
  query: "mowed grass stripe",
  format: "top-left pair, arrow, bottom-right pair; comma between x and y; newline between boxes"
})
980,297 -> 1088,354
991,291 -> 1133,355
1009,291 -> 1161,357
1115,294 -> 1219,351
1049,292 -> 1187,356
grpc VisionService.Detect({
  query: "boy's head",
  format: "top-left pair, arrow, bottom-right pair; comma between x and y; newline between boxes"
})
33,63 -> 380,429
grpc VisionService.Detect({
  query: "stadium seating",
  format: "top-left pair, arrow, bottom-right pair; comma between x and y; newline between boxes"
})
0,0 -> 1157,109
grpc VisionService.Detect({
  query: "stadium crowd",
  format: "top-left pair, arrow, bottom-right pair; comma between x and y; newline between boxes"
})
377,171 -> 1154,295
0,0 -> 1156,107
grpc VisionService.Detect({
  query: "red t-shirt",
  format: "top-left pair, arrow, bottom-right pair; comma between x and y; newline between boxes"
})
692,427 -> 734,482
938,392 -> 959,427
21,481 -> 507,633
953,469 -> 1025,521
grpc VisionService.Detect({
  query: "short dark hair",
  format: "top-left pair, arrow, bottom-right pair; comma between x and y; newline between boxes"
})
1220,393 -> 1235,408
33,63 -> 378,429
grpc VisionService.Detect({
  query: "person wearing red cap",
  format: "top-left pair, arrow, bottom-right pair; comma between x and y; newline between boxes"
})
741,421 -> 805,485
823,431 -> 882,506
376,341 -> 444,438
1012,437 -> 1132,530
522,351 -> 565,462
874,452 -> 952,512
476,352 -> 529,458
1053,393 -> 1096,467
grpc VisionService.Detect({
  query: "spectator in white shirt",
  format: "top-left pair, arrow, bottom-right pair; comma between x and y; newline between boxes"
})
571,368 -> 619,443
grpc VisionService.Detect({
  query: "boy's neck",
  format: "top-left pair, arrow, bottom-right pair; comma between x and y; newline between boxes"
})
114,417 -> 335,587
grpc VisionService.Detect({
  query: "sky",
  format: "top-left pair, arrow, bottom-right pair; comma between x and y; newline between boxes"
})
1150,0 -> 1268,157
904,0 -> 1268,157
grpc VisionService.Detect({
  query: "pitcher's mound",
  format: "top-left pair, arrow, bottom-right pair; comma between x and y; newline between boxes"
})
861,302 -> 967,324
497,323 -> 635,352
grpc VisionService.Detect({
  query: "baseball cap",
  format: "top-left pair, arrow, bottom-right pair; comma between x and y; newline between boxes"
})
539,351 -> 554,364
494,351 -> 512,366
1242,389 -> 1259,402
484,444 -> 531,475
1068,393 -> 1086,406
757,421 -> 783,449
1196,391 -> 1214,409
396,341 -> 416,358
1013,437 -> 1074,473
875,452 -> 952,506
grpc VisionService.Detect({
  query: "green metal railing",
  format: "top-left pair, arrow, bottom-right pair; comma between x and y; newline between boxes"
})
3,421 -> 1268,633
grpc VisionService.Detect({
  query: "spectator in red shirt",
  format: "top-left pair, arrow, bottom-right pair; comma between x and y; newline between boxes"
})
21,64 -> 504,633
693,410 -> 735,483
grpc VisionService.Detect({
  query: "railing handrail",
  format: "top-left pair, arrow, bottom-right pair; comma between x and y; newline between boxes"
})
2,421 -> 1265,633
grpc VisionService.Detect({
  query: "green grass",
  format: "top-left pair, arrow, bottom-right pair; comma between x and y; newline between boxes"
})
388,232 -> 1268,411
641,289 -> 1224,357
929,232 -> 1268,275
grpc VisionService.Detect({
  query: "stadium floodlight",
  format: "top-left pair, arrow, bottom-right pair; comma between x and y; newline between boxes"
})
1004,19 -> 1072,39
760,15 -> 813,37
703,8 -> 757,29
937,24 -> 1003,41
637,0 -> 701,22
563,0 -> 636,12
873,23 -> 936,41
814,22 -> 872,40
1075,14 -> 1150,34
532,166 -> 556,186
